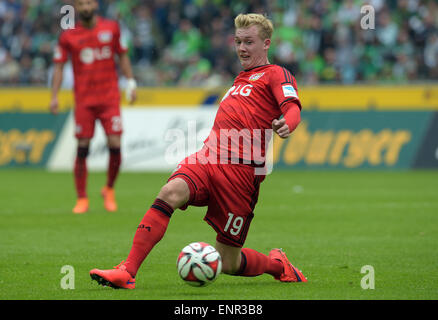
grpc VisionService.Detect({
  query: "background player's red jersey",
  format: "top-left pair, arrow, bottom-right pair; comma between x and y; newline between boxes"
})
204,64 -> 302,164
53,16 -> 127,108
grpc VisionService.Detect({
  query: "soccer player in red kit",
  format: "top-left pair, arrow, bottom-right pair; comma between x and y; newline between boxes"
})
49,0 -> 137,214
90,13 -> 307,289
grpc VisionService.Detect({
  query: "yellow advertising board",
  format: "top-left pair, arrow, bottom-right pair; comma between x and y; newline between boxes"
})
1,85 -> 437,112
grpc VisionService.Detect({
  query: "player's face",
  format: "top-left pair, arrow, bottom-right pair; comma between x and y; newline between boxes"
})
234,25 -> 270,70
75,0 -> 97,22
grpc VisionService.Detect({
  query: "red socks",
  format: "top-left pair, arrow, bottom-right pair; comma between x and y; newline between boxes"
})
107,147 -> 121,188
74,146 -> 121,198
237,248 -> 283,278
74,146 -> 88,198
124,199 -> 174,277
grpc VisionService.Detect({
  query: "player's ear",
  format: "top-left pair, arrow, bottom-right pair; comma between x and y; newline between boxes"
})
263,38 -> 271,50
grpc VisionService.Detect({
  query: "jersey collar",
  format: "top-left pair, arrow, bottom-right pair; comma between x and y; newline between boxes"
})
243,64 -> 272,72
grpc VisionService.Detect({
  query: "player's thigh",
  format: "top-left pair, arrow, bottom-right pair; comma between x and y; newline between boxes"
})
206,201 -> 254,249
74,107 -> 96,139
215,241 -> 242,275
98,105 -> 122,136
205,165 -> 261,248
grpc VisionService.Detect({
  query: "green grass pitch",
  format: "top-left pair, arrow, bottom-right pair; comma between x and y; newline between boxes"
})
0,169 -> 437,300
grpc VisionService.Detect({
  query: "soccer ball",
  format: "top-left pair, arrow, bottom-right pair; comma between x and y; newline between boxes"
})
177,242 -> 222,287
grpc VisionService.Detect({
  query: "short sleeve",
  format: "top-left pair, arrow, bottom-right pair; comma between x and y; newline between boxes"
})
53,32 -> 69,63
269,66 -> 302,112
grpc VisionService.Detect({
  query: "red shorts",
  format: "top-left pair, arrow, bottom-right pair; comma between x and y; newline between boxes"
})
168,148 -> 265,247
74,104 -> 122,138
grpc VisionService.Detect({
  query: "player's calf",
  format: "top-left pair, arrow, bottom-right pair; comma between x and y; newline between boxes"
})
215,241 -> 242,274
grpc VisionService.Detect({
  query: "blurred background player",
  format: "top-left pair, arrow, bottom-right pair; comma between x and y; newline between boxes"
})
89,13 -> 306,289
49,0 -> 137,214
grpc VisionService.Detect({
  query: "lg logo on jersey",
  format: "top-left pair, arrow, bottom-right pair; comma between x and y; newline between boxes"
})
221,84 -> 253,102
80,46 -> 112,64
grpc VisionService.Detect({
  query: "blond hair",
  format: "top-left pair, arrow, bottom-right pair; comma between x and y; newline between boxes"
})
234,13 -> 274,40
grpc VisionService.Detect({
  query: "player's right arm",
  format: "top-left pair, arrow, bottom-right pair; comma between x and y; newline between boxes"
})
49,62 -> 64,115
50,32 -> 69,115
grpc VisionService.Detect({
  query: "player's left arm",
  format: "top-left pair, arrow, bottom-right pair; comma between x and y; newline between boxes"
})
114,21 -> 137,104
119,52 -> 137,104
272,101 -> 301,139
269,67 -> 302,139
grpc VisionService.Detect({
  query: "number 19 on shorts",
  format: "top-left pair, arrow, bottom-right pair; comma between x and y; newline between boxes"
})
224,213 -> 244,236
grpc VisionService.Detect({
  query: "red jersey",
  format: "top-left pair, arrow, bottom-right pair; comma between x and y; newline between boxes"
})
204,64 -> 302,164
53,16 -> 127,108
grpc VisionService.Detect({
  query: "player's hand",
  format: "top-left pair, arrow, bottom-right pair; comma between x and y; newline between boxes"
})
49,97 -> 59,115
272,118 -> 291,139
125,78 -> 137,105
129,88 -> 137,104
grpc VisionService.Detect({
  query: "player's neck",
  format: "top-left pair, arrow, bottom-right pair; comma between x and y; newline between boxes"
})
80,15 -> 97,29
244,59 -> 270,71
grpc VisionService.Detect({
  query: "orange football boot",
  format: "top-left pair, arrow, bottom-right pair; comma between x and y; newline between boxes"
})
90,261 -> 135,289
101,186 -> 117,212
72,198 -> 89,214
269,248 -> 308,282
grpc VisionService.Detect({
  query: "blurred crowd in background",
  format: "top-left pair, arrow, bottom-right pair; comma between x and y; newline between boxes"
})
1,0 -> 438,87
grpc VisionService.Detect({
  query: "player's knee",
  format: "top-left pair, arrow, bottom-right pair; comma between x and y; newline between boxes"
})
107,134 -> 121,149
157,181 -> 189,209
77,138 -> 90,148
